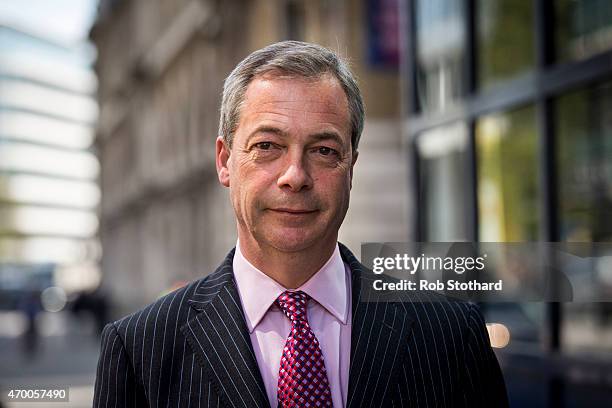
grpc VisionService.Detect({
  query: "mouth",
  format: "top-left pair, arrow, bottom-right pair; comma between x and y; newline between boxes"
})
268,208 -> 319,215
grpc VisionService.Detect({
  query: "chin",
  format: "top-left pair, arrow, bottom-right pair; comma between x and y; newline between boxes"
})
265,229 -> 324,253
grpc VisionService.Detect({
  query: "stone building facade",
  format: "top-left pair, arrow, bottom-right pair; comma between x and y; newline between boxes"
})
91,0 -> 411,315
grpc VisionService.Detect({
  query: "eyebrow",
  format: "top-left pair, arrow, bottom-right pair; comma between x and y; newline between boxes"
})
246,126 -> 288,143
246,126 -> 346,147
310,131 -> 344,147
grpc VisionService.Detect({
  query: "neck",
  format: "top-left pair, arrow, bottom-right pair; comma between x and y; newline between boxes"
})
238,236 -> 337,289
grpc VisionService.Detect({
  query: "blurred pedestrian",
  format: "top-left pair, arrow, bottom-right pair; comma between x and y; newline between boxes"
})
17,289 -> 41,358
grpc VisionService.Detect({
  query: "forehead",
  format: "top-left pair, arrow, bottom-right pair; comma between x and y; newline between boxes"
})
237,72 -> 350,132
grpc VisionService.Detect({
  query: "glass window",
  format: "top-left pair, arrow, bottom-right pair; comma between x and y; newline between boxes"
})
556,0 -> 612,62
476,106 -> 542,347
415,0 -> 467,112
417,122 -> 469,241
557,82 -> 612,242
476,106 -> 540,241
477,0 -> 535,89
0,28 -> 91,67
556,81 -> 612,355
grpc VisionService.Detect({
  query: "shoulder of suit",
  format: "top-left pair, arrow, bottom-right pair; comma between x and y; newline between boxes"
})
340,242 -> 479,325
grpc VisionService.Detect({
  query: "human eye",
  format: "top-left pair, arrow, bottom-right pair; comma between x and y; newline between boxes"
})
248,141 -> 282,160
253,141 -> 274,150
314,146 -> 340,157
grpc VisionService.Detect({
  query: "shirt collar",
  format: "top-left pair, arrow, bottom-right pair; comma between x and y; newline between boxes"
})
232,242 -> 349,333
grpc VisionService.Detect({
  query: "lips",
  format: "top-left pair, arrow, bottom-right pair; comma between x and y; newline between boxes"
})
269,208 -> 318,214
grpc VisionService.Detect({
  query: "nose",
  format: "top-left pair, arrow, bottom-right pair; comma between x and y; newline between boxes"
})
277,152 -> 313,192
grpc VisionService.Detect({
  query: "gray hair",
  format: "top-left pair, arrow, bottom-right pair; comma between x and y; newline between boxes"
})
219,41 -> 364,152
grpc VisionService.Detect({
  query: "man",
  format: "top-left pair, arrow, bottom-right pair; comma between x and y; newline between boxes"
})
94,41 -> 508,407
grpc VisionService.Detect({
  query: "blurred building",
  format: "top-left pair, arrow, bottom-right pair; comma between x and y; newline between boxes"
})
0,23 -> 100,307
403,0 -> 612,406
91,0 -> 408,315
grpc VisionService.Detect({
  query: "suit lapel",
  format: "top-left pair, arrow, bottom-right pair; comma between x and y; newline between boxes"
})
340,244 -> 415,408
180,250 -> 270,408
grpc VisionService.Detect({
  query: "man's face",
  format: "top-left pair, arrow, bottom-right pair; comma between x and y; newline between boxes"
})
216,73 -> 357,253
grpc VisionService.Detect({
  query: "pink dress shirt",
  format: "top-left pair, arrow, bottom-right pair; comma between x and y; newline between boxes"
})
233,242 -> 352,408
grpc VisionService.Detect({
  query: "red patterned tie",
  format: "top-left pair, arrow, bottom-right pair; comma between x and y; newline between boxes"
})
276,290 -> 333,408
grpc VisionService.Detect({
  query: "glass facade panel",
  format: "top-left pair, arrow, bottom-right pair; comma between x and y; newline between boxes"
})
476,106 -> 542,347
556,0 -> 612,62
0,27 -> 91,67
417,122 -> 469,241
407,0 -> 612,402
476,106 -> 539,241
557,82 -> 612,354
477,0 -> 535,89
415,0 -> 466,112
557,82 -> 612,242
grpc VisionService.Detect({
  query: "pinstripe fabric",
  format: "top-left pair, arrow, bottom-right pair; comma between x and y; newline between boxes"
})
94,244 -> 508,407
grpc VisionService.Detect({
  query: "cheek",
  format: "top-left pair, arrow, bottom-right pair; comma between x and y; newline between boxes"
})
317,173 -> 352,204
231,170 -> 265,214
229,168 -> 249,210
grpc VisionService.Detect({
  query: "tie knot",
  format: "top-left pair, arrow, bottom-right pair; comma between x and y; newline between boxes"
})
275,290 -> 310,325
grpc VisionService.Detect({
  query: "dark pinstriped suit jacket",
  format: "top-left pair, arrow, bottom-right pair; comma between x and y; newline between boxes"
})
93,244 -> 508,407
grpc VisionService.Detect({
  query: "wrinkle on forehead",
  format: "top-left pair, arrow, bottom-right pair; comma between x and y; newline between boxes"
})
246,73 -> 348,109
238,74 -> 350,129
250,105 -> 345,118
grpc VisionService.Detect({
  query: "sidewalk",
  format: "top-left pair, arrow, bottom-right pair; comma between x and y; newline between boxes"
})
0,311 -> 101,408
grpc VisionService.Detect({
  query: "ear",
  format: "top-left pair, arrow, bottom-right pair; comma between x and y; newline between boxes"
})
216,136 -> 231,187
349,150 -> 358,189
